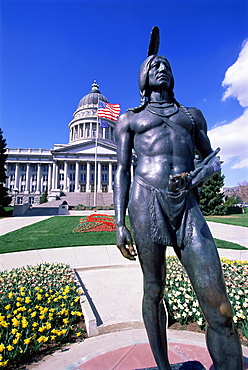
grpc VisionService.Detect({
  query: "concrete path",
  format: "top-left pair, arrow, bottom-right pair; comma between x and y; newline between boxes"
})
0,215 -> 52,235
207,221 -> 248,248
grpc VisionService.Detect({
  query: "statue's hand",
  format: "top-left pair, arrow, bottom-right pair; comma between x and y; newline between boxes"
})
116,226 -> 137,260
169,172 -> 191,192
190,155 -> 221,188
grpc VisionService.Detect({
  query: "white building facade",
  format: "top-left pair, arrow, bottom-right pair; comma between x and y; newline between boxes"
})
5,82 -> 134,206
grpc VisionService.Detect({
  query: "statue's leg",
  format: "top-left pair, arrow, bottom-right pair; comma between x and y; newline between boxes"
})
177,206 -> 243,370
137,240 -> 171,370
128,181 -> 171,370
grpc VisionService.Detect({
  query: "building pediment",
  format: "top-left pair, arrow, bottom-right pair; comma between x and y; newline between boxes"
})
51,139 -> 117,157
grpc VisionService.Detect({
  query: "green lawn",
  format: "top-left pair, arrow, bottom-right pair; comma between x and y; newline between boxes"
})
0,216 -> 119,254
0,215 -> 246,254
205,213 -> 248,227
214,238 -> 246,250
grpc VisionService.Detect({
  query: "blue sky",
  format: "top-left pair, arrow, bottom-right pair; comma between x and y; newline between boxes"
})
1,0 -> 247,187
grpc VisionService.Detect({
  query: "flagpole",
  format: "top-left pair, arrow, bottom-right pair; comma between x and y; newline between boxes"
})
94,96 -> 99,208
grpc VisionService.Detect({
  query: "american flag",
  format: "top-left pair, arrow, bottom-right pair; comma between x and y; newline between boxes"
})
98,101 -> 120,122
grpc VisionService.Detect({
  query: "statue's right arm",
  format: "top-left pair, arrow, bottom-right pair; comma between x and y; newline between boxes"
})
114,112 -> 137,260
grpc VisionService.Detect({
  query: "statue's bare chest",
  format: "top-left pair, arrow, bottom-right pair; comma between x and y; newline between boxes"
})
130,107 -> 193,136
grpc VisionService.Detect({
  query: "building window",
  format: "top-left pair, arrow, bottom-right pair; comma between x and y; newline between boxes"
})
60,184 -> 64,190
59,163 -> 64,170
29,197 -> 34,205
43,165 -> 49,172
70,164 -> 75,170
42,185 -> 46,192
20,185 -> 25,192
43,175 -> 48,181
102,185 -> 108,193
9,185 -> 14,192
21,174 -> 26,181
21,165 -> 26,171
10,174 -> 15,181
31,185 -> 36,192
32,174 -> 37,181
17,197 -> 22,205
91,165 -> 95,171
102,164 -> 108,171
10,164 -> 15,171
32,165 -> 38,171
102,174 -> 108,182
112,165 -> 117,171
91,174 -> 94,182
81,164 -> 87,171
69,184 -> 75,192
59,174 -> 64,181
69,173 -> 75,181
81,174 -> 86,182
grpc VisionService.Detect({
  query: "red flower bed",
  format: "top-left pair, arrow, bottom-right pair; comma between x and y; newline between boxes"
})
73,214 -> 116,233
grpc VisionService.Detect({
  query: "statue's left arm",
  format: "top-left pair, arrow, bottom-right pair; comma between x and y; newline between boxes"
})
189,108 -> 221,187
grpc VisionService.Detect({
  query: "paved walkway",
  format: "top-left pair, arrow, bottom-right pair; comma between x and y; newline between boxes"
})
0,215 -> 52,235
0,216 -> 247,369
207,220 -> 248,248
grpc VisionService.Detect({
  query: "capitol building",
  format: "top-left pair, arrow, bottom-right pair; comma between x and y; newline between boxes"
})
5,82 -> 134,208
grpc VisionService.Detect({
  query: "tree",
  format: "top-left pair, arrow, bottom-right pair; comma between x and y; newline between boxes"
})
223,196 -> 238,207
238,181 -> 248,203
0,128 -> 12,212
199,172 -> 226,215
40,186 -> 48,204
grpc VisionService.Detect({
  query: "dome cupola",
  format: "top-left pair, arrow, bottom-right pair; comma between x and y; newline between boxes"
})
77,80 -> 108,108
68,81 -> 116,144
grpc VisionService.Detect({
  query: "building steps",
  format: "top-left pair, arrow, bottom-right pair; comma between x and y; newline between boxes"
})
23,192 -> 114,216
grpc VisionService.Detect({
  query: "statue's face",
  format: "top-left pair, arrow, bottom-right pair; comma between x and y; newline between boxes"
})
148,57 -> 172,91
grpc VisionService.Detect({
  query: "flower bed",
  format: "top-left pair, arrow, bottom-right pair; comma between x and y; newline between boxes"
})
165,256 -> 248,339
0,263 -> 85,368
72,214 -> 116,233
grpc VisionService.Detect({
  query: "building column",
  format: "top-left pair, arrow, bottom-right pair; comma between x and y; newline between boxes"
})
52,162 -> 58,189
108,162 -> 113,192
48,163 -> 52,191
5,165 -> 9,188
14,163 -> 20,190
97,162 -> 101,192
86,162 -> 90,192
64,160 -> 68,192
36,163 -> 41,193
25,163 -> 30,193
75,160 -> 80,192
55,162 -> 58,189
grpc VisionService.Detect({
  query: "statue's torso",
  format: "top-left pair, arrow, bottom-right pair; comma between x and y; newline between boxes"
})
130,106 -> 195,190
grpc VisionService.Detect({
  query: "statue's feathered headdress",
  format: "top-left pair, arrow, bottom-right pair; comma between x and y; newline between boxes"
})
128,26 -> 175,112
147,26 -> 160,57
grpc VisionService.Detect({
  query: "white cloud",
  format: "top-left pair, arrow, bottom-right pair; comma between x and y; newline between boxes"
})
222,39 -> 248,108
208,108 -> 248,169
208,40 -> 248,180
232,157 -> 248,169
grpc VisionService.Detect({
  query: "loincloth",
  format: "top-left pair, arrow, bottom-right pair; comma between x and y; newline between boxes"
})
134,176 -> 194,248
